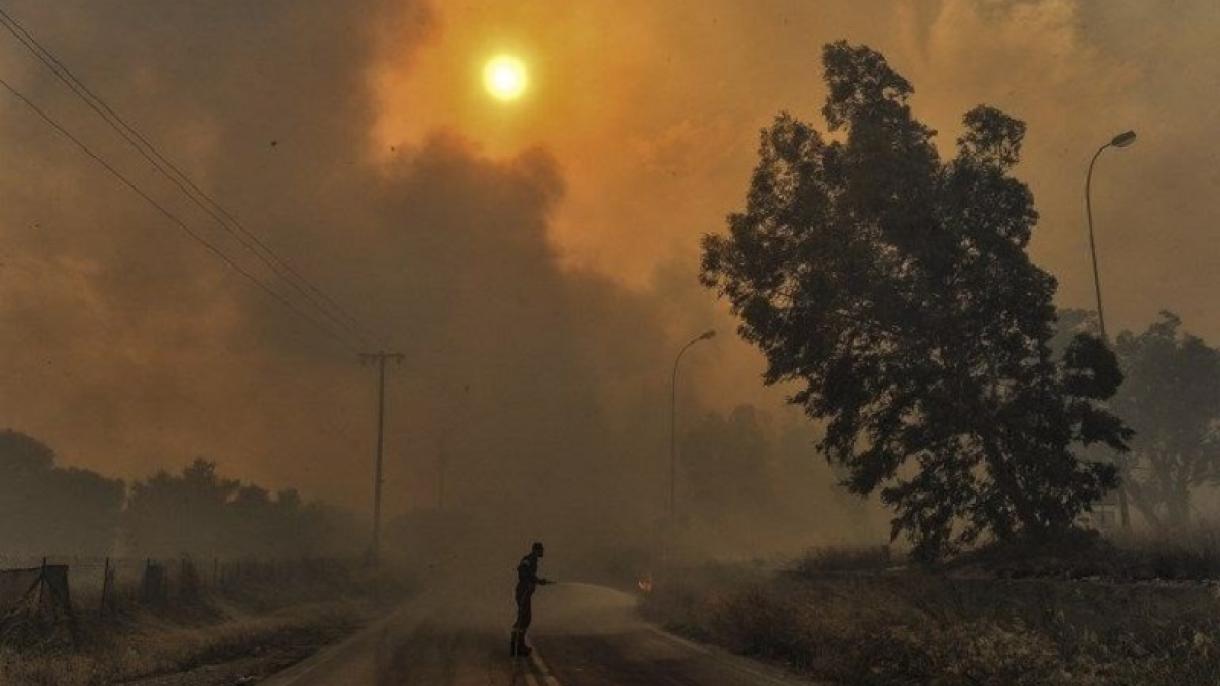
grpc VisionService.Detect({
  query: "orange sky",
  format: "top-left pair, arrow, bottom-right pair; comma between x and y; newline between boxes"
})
373,0 -> 1220,334
364,1 -> 1220,475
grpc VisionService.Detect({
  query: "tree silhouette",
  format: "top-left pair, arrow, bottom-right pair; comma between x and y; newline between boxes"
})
680,405 -> 776,522
124,458 -> 359,557
701,42 -> 1130,560
0,430 -> 124,554
125,458 -> 239,556
1113,312 -> 1220,530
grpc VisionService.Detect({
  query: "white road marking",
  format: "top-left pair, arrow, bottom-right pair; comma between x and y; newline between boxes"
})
530,647 -> 563,686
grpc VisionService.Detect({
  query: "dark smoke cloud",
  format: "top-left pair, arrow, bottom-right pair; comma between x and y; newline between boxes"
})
0,0 -> 695,551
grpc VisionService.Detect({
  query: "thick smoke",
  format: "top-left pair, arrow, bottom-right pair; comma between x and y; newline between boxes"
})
9,0 -> 1206,557
0,0 -> 735,558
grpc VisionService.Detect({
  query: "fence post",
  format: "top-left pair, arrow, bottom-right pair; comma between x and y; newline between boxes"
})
37,556 -> 47,607
99,557 -> 111,614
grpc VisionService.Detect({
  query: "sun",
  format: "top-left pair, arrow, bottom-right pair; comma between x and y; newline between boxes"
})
484,54 -> 528,101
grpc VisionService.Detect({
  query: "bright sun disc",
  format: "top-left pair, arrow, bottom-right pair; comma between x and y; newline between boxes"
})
484,55 -> 528,101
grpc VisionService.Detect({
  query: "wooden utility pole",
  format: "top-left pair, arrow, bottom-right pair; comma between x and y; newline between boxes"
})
361,351 -> 404,564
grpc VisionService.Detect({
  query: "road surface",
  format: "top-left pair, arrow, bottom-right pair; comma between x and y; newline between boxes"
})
263,578 -> 816,686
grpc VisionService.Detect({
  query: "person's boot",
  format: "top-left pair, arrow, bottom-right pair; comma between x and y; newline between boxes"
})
510,629 -> 522,657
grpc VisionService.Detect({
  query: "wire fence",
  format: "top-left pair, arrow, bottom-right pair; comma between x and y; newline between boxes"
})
0,555 -> 356,620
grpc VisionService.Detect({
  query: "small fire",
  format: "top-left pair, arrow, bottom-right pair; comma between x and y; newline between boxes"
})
637,573 -> 653,593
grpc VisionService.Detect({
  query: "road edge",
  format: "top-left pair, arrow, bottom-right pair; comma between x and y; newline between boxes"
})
259,608 -> 400,686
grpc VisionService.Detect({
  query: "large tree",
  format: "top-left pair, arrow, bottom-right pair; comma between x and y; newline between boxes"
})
1113,312 -> 1220,530
700,42 -> 1130,560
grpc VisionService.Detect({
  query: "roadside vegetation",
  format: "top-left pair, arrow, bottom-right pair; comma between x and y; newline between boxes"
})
0,431 -> 398,685
643,539 -> 1220,685
0,564 -> 406,686
0,602 -> 365,686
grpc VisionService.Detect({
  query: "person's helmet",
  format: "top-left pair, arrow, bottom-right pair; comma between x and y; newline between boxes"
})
531,541 -> 545,557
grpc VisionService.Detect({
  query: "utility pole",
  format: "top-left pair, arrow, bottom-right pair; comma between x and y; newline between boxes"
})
360,351 -> 404,564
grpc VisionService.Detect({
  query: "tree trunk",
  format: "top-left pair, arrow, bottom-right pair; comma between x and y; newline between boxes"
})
1166,483 -> 1192,530
1125,478 -> 1164,532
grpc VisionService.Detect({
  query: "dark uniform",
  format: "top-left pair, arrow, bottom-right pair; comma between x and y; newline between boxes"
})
511,542 -> 550,656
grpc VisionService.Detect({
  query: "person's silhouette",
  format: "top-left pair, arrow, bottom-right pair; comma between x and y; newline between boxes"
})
510,541 -> 551,657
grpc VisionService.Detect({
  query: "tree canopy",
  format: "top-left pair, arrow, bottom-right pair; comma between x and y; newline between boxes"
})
124,458 -> 357,558
701,42 -> 1130,560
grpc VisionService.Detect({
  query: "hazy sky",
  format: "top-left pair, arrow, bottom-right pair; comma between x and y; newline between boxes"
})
0,0 -> 1216,526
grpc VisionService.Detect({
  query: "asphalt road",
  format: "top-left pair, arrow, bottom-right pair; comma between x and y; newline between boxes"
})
263,579 -> 816,686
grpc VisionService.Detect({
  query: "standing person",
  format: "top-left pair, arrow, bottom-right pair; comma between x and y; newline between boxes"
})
510,541 -> 552,657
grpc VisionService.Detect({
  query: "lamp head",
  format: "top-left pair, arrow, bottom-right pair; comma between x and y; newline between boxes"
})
1110,130 -> 1137,148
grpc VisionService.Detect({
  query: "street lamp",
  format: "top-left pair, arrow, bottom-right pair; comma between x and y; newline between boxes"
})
1084,129 -> 1136,531
1085,129 -> 1136,340
670,329 -> 715,526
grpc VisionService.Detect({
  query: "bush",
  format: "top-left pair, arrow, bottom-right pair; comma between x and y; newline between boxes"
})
642,561 -> 1220,685
792,545 -> 894,576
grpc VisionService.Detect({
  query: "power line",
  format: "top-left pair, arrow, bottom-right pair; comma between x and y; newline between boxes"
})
0,6 -> 375,346
0,7 -> 383,347
0,73 -> 358,352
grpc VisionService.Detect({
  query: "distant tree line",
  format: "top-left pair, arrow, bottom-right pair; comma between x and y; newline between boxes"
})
678,404 -> 886,551
0,430 -> 359,558
680,405 -> 776,522
0,430 -> 123,555
1059,309 -> 1220,532
1114,312 -> 1220,530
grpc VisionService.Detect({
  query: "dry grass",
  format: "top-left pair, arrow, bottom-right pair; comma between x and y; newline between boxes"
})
0,600 -> 370,686
642,556 -> 1220,685
0,563 -> 409,686
793,545 -> 894,575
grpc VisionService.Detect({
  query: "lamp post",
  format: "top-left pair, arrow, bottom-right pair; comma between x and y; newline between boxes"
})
1085,129 -> 1136,341
1085,129 -> 1136,530
670,330 -> 715,527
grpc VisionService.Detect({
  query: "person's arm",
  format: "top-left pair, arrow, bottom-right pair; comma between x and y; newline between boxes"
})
529,560 -> 552,585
